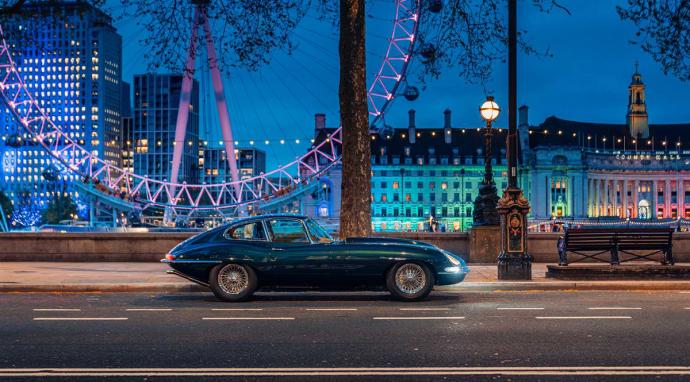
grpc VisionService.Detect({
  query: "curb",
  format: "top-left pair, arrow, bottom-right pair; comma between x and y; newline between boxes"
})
3,281 -> 690,293
440,281 -> 690,292
0,283 -> 207,293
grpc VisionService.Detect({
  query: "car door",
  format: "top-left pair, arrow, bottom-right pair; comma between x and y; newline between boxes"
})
265,218 -> 334,285
338,241 -> 392,283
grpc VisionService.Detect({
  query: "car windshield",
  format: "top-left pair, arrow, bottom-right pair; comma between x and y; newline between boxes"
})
305,219 -> 333,244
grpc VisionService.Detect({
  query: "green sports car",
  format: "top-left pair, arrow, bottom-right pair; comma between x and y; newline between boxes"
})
163,214 -> 468,302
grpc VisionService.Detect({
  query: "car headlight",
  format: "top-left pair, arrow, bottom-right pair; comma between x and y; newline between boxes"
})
444,253 -> 461,266
444,266 -> 461,273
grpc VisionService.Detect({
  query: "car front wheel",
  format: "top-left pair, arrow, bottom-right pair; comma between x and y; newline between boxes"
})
209,263 -> 258,302
386,262 -> 434,301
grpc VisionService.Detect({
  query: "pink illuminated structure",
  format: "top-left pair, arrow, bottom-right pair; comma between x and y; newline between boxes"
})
0,0 -> 420,218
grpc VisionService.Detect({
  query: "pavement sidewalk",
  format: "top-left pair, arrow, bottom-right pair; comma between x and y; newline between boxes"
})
2,262 -> 690,293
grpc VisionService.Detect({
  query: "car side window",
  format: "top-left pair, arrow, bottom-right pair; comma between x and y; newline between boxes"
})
268,219 -> 310,244
225,222 -> 266,241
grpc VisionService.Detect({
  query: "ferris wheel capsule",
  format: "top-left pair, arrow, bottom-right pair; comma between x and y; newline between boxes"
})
420,43 -> 437,60
429,0 -> 443,13
403,85 -> 420,101
42,164 -> 60,181
5,133 -> 23,148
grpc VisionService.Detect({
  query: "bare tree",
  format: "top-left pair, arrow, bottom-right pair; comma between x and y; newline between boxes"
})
417,0 -> 569,85
338,0 -> 370,238
617,0 -> 690,80
116,0 -> 308,71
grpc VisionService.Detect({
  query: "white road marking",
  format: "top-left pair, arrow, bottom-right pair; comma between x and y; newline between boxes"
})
684,307 -> 690,310
33,317 -> 128,321
373,316 -> 465,320
125,308 -> 172,312
211,308 -> 263,311
32,309 -> 81,312
305,308 -> 358,311
536,316 -> 632,320
202,317 -> 294,320
588,307 -> 642,310
497,307 -> 544,310
3,366 -> 690,377
399,308 -> 450,311
679,291 -> 690,294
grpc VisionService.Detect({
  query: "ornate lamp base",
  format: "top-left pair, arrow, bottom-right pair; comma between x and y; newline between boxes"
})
497,187 -> 532,280
473,180 -> 500,226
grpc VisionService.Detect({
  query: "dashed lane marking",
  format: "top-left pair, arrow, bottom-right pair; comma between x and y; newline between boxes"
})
33,317 -> 128,321
125,308 -> 172,312
373,316 -> 465,320
497,307 -> 544,310
202,317 -> 294,320
211,308 -> 263,311
399,308 -> 450,311
305,308 -> 358,311
536,316 -> 632,320
32,309 -> 81,312
588,307 -> 642,310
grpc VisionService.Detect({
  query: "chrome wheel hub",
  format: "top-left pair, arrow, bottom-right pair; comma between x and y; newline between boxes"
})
395,263 -> 426,295
218,264 -> 249,295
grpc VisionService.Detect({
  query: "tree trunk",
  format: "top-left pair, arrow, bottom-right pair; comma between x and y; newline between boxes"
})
339,0 -> 371,239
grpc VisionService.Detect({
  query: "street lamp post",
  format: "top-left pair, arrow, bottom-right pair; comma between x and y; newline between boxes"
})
497,0 -> 532,280
473,97 -> 500,226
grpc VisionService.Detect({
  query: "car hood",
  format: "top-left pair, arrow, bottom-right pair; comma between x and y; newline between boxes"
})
343,236 -> 437,249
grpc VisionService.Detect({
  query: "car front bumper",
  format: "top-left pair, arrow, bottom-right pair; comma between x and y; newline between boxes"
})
435,266 -> 469,285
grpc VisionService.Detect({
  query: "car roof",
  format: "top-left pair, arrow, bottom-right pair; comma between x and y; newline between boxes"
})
229,214 -> 308,226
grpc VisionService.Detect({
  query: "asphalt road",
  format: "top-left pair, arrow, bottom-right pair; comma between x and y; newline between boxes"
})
1,290 -> 689,382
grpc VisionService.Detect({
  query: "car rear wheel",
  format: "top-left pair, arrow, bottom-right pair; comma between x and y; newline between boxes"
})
209,263 -> 258,302
386,262 -> 434,301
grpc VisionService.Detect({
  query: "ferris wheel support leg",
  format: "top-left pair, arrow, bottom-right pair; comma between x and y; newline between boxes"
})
201,10 -> 244,214
167,7 -> 201,225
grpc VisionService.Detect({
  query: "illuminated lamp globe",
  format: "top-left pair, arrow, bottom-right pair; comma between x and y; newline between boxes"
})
479,96 -> 500,122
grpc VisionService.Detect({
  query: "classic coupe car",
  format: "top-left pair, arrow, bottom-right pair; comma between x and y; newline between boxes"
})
163,214 -> 468,302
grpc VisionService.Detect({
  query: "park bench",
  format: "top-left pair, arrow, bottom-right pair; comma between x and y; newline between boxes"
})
557,226 -> 674,266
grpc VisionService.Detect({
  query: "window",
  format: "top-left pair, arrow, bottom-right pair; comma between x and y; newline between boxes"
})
268,219 -> 309,243
306,219 -> 333,243
225,222 -> 266,241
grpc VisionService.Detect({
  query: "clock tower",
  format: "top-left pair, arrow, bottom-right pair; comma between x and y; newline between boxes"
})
627,62 -> 649,138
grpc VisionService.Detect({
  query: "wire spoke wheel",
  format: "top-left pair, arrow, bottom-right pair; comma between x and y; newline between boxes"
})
218,264 -> 249,295
394,263 -> 426,295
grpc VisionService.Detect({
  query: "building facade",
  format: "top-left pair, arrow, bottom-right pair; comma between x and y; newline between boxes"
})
0,1 -> 122,224
132,73 -> 199,184
525,68 -> 690,221
201,147 -> 266,183
301,67 -> 689,231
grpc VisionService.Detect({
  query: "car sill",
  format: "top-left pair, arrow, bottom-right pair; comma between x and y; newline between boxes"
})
166,269 -> 210,288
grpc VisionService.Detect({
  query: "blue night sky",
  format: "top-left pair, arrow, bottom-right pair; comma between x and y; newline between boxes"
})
114,0 -> 690,168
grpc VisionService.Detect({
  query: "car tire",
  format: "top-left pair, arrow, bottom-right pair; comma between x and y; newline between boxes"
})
209,263 -> 258,302
386,262 -> 434,302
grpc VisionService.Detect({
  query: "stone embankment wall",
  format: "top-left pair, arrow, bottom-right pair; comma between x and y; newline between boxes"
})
0,231 -> 687,263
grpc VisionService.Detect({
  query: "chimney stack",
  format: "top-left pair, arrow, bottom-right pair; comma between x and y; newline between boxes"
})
443,109 -> 452,144
408,109 -> 416,144
518,105 -> 528,128
315,113 -> 326,131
